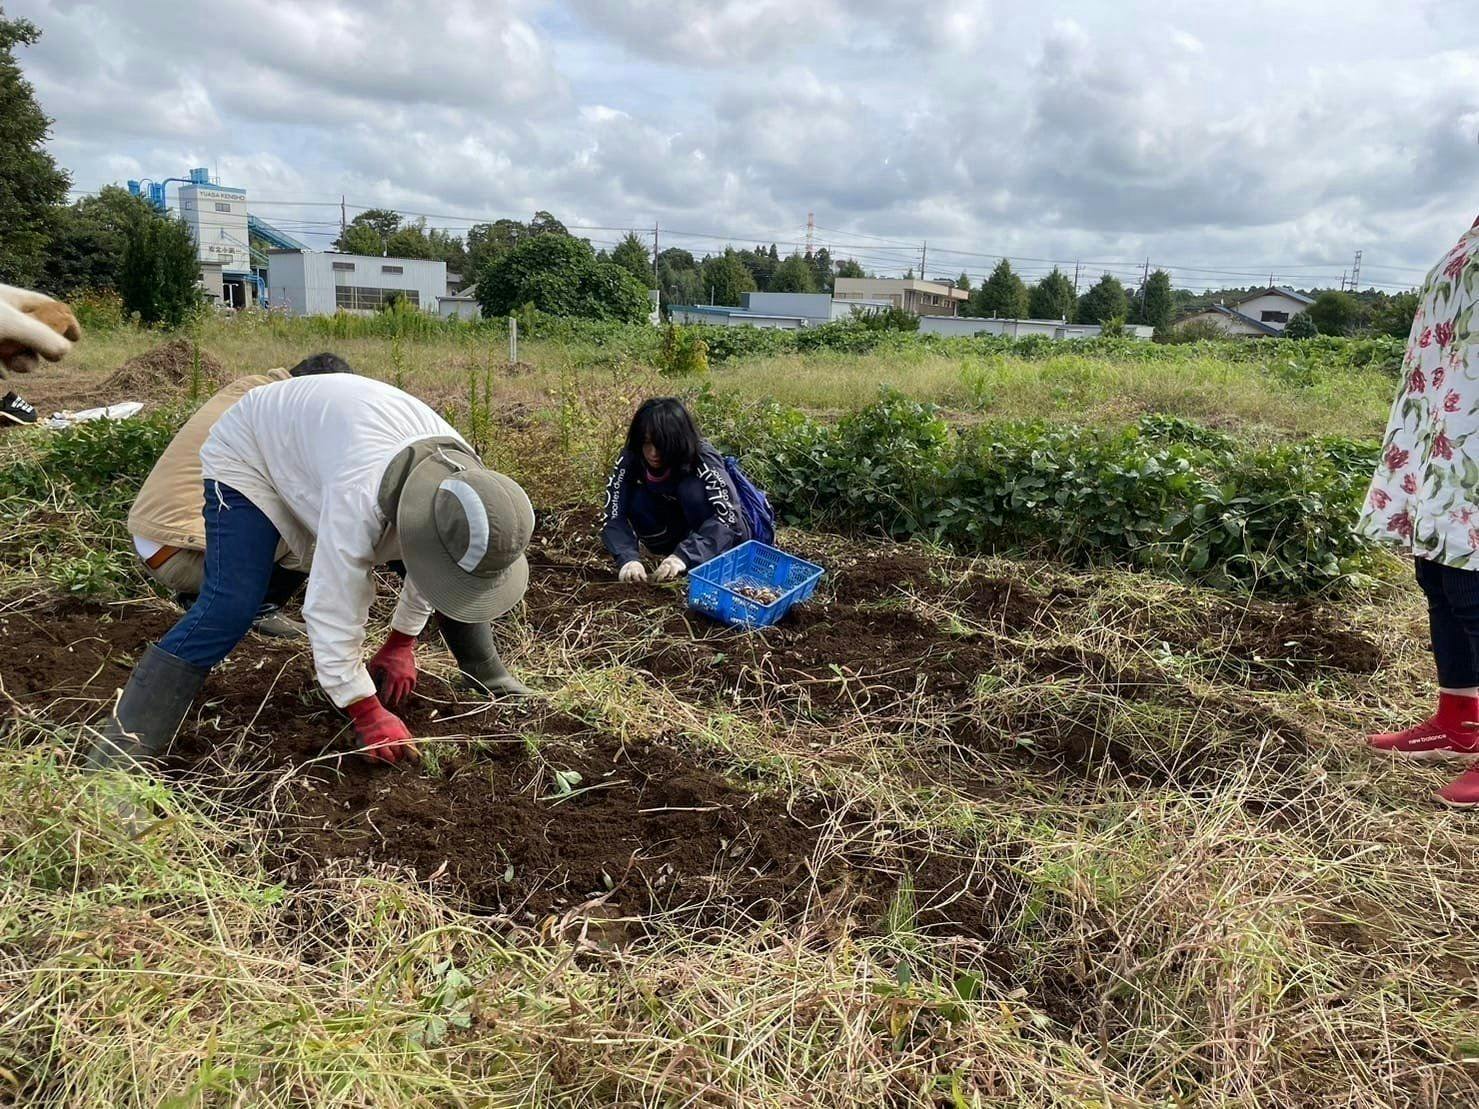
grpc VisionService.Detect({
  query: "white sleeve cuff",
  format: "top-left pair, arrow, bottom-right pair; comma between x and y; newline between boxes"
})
390,587 -> 434,637
322,668 -> 377,710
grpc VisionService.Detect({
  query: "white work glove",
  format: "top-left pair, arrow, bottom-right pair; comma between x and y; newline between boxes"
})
653,554 -> 686,582
618,560 -> 648,583
0,285 -> 81,376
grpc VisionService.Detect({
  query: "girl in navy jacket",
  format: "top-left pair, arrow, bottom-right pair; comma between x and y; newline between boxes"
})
602,398 -> 750,582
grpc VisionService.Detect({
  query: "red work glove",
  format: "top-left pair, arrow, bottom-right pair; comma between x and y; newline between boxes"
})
346,696 -> 419,764
367,630 -> 418,708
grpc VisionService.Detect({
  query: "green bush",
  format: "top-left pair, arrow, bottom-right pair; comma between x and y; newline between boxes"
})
689,320 -> 1405,375
0,411 -> 184,598
657,324 -> 709,377
68,288 -> 128,332
697,388 -> 1379,595
477,235 -> 651,323
1,409 -> 182,517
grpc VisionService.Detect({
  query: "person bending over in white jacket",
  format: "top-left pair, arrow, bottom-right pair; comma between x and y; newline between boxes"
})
88,373 -> 535,769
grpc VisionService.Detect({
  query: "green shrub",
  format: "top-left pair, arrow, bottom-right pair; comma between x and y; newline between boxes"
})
68,288 -> 128,332
657,324 -> 709,377
1,409 -> 182,517
698,388 -> 1379,595
477,235 -> 651,323
1164,318 -> 1228,344
693,325 -> 796,364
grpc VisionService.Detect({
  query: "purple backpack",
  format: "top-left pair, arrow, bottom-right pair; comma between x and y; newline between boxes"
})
723,456 -> 776,546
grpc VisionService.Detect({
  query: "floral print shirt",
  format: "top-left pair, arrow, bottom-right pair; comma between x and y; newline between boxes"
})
1359,221 -> 1479,566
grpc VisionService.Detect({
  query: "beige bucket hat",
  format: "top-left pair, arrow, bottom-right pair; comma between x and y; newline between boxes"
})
394,445 -> 534,623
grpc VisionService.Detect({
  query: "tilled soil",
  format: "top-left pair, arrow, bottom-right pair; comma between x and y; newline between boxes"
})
1,598 -> 1011,933
523,513 -> 1376,787
1,512 -> 1383,931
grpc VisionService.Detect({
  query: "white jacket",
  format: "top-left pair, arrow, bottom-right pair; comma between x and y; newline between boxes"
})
200,374 -> 470,707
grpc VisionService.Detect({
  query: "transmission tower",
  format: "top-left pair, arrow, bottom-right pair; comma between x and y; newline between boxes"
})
1351,250 -> 1363,292
805,211 -> 815,258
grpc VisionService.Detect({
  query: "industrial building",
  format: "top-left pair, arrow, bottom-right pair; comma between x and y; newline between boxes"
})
918,316 -> 1154,341
128,167 -> 309,310
833,277 -> 969,316
668,291 -> 889,329
266,251 -> 450,317
438,283 -> 481,320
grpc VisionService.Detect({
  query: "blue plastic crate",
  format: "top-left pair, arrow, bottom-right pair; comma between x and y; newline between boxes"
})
687,541 -> 825,629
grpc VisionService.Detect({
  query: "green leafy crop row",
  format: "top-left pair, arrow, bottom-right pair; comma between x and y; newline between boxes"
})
695,322 -> 1404,371
697,388 -> 1381,595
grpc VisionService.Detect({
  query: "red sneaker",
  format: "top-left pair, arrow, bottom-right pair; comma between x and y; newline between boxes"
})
1438,768 -> 1479,808
1368,693 -> 1479,761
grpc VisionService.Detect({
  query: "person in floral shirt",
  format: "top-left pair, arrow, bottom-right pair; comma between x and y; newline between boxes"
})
1362,214 -> 1479,808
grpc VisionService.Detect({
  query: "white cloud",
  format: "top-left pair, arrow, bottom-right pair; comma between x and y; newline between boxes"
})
7,0 -> 1477,290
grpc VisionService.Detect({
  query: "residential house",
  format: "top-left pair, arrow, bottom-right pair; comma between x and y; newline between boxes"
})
1177,286 -> 1315,337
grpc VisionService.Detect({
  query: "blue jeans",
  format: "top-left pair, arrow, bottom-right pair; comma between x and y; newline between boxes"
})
158,481 -> 282,669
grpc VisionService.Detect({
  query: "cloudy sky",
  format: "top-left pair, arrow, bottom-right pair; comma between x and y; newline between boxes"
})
10,0 -> 1478,291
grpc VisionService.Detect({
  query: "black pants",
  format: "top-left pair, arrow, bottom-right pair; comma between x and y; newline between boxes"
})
627,480 -> 709,558
1415,557 -> 1479,688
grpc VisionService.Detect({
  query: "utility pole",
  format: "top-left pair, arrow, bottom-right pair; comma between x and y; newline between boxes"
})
652,220 -> 660,287
340,195 -> 347,239
1139,257 -> 1151,317
1072,262 -> 1081,296
1351,249 -> 1363,292
920,242 -> 927,281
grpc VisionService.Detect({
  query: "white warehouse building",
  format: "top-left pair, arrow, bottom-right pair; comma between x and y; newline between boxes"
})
266,251 -> 449,317
668,292 -> 891,329
919,316 -> 1154,341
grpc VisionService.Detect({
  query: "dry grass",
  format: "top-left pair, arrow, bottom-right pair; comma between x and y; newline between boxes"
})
17,313 -> 1396,441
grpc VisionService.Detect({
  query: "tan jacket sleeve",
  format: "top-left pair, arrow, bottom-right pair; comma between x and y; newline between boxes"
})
128,369 -> 291,549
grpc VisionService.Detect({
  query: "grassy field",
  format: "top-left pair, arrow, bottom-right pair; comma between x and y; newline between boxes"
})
2,318 -> 1475,1107
29,313 -> 1398,442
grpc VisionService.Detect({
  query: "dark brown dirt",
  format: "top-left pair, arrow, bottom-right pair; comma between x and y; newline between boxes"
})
101,339 -> 228,394
284,728 -> 830,922
1196,597 -> 1385,676
3,598 -> 1012,933
519,511 -> 1357,790
1,508 -> 1382,932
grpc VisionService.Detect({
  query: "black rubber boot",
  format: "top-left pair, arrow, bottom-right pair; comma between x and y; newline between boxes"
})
86,644 -> 209,770
438,618 -> 531,698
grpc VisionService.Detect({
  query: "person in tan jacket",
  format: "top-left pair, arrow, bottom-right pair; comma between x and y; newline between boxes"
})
129,353 -> 351,636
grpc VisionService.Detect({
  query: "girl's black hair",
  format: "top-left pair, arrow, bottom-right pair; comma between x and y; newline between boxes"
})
626,397 -> 701,472
288,352 -> 354,377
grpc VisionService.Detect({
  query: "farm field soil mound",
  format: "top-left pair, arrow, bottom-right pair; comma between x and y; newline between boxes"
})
1,513 -> 1385,935
523,511 -> 1382,784
2,599 -> 1005,933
